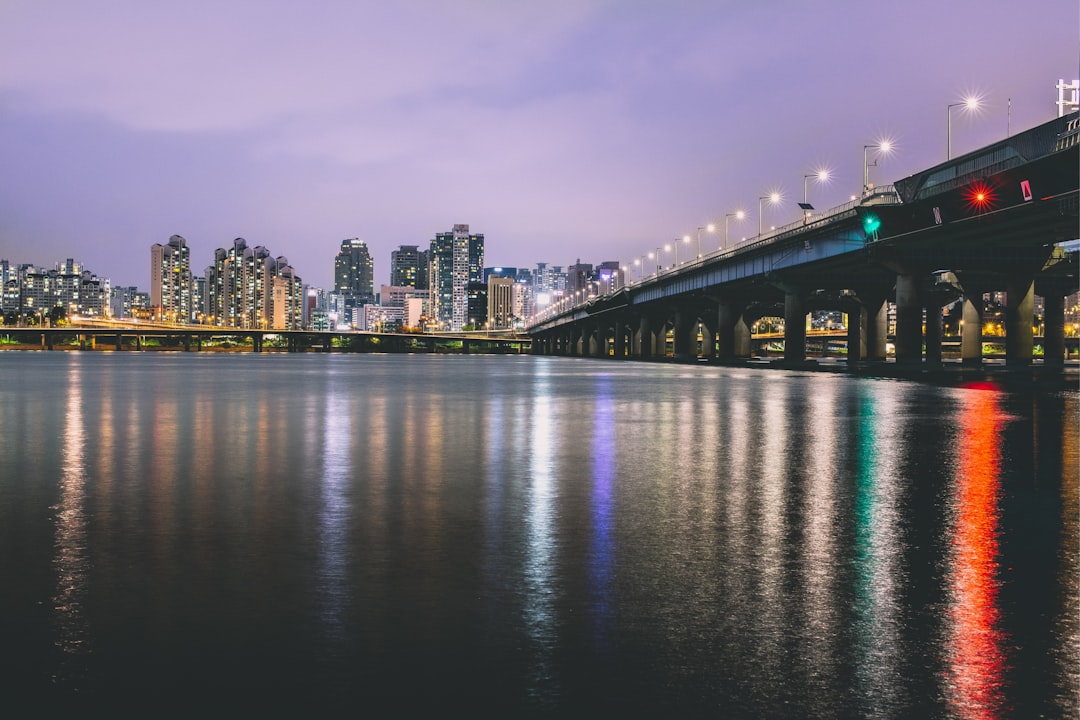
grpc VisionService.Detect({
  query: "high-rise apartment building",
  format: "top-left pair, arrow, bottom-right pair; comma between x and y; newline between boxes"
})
19,259 -> 110,321
429,224 -> 484,331
487,276 -> 514,330
334,238 -> 374,303
390,245 -> 420,288
206,237 -> 303,329
150,234 -> 192,323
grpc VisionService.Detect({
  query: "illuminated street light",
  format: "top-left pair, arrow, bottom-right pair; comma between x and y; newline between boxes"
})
758,192 -> 781,235
723,210 -> 745,250
695,225 -> 714,259
948,95 -> 981,160
801,168 -> 830,222
862,140 -> 893,195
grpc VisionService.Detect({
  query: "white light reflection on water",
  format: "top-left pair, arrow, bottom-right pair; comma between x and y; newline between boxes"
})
800,377 -> 842,702
524,363 -> 559,703
853,382 -> 907,714
51,357 -> 91,684
751,376 -> 790,694
316,380 -> 351,641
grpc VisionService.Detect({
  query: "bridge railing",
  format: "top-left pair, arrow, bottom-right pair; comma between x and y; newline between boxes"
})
527,185 -> 902,330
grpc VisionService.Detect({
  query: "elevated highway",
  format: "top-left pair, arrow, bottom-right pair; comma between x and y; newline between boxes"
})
528,112 -> 1079,367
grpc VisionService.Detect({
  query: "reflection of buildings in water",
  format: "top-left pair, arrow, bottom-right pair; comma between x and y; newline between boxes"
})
944,388 -> 1006,718
524,371 -> 558,702
316,387 -> 351,641
52,359 -> 91,671
800,386 -> 842,701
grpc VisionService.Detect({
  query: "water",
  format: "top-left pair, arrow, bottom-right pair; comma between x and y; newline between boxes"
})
0,352 -> 1076,717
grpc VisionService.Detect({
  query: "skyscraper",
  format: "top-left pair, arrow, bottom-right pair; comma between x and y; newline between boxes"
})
334,238 -> 374,303
429,224 -> 484,331
390,245 -> 420,288
150,234 -> 192,323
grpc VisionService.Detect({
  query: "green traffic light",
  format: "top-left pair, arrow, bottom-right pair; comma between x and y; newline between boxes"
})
863,214 -> 881,234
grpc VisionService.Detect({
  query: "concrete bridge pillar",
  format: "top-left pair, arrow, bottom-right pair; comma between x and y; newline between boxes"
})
613,320 -> 627,358
716,299 -> 750,361
592,325 -> 607,358
183,334 -> 192,352
654,320 -> 670,358
959,289 -> 986,366
1039,286 -> 1067,366
672,309 -> 697,362
700,321 -> 716,360
894,273 -> 925,365
1005,274 -> 1035,367
924,305 -> 943,366
783,291 -> 807,363
638,316 -> 654,359
864,295 -> 888,361
115,333 -> 123,351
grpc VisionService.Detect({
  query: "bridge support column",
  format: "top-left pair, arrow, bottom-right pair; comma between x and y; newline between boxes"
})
716,299 -> 750,361
700,321 -> 716,360
115,333 -> 123,351
654,321 -> 669,358
135,335 -> 142,351
638,316 -> 654,359
894,273 -> 925,365
865,295 -> 888,361
613,320 -> 627,358
960,290 -> 985,366
1005,274 -> 1035,367
782,291 -> 807,363
672,310 -> 697,362
1040,286 -> 1067,366
183,334 -> 192,352
924,305 -> 942,366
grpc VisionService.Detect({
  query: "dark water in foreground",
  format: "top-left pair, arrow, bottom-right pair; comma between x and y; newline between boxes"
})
0,352 -> 1076,717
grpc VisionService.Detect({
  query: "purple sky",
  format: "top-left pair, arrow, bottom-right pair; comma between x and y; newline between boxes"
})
1,0 -> 1076,290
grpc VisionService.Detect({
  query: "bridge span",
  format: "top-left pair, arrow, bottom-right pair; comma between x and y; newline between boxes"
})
527,112 -> 1079,368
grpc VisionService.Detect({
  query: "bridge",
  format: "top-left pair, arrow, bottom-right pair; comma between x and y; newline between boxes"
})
527,112 -> 1079,368
0,323 -> 531,354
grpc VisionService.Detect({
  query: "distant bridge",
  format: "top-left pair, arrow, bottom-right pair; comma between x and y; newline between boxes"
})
527,112 -> 1079,368
0,325 -> 532,354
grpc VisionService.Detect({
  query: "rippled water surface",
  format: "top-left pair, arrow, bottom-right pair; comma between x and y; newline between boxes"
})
0,352 -> 1076,717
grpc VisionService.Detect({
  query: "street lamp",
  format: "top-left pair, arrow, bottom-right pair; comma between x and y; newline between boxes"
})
634,257 -> 642,282
947,95 -> 980,160
758,192 -> 781,235
649,250 -> 659,277
695,225 -> 714,259
723,210 -> 746,250
801,168 -> 830,222
862,140 -> 893,195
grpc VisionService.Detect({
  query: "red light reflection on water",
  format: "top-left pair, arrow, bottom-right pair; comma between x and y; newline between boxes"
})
945,387 -> 1007,719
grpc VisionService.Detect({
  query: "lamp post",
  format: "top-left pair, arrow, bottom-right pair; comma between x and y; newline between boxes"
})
801,169 -> 829,223
695,225 -> 714,259
635,257 -> 643,282
947,95 -> 980,160
649,250 -> 659,277
862,140 -> 892,195
723,210 -> 745,250
758,192 -> 781,235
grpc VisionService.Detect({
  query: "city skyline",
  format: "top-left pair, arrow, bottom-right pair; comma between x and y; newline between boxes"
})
1,1 -> 1076,290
